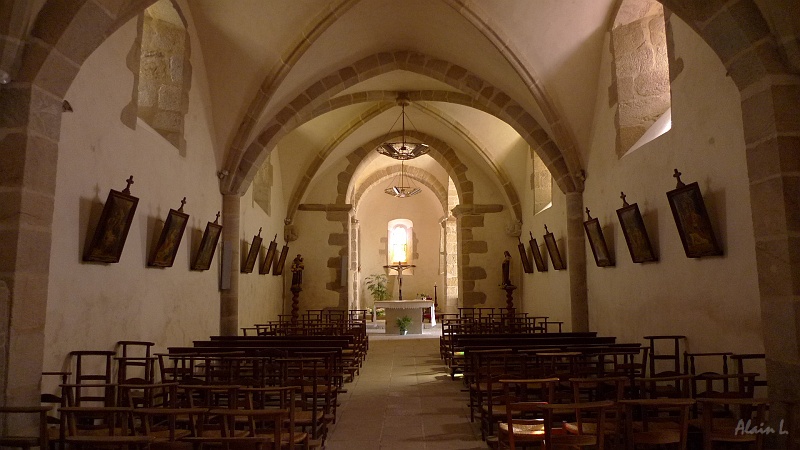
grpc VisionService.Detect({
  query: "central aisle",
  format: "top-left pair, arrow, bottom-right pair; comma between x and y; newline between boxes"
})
325,337 -> 485,449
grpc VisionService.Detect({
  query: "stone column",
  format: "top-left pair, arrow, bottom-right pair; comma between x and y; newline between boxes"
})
743,79 -> 800,449
0,83 -> 61,407
219,194 -> 240,336
566,192 -> 588,332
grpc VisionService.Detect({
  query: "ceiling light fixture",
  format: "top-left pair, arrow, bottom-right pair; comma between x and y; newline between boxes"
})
376,94 -> 429,161
384,161 -> 421,198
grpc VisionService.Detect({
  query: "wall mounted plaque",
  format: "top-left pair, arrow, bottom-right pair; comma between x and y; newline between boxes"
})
191,212 -> 222,271
241,227 -> 262,273
84,176 -> 139,263
148,197 -> 189,268
583,208 -> 614,267
616,192 -> 657,263
666,169 -> 723,258
543,225 -> 566,270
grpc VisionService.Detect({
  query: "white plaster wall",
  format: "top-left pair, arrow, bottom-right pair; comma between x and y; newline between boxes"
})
357,184 -> 443,307
520,178 -> 572,329
45,17 -> 220,381
579,17 -> 762,363
237,149 -> 286,328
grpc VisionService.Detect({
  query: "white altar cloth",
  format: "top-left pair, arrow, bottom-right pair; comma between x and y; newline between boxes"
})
375,300 -> 435,334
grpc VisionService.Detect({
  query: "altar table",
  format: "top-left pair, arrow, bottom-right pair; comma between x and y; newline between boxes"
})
375,300 -> 435,334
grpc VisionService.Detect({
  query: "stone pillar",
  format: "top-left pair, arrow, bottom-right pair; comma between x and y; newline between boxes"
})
566,192 -> 588,332
743,79 -> 800,449
219,194 -> 240,336
0,83 -> 60,408
350,217 -> 359,310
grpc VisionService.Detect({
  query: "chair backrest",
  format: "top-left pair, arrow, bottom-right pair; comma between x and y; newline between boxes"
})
636,373 -> 693,399
537,400 -> 615,450
731,353 -> 767,396
644,335 -> 686,377
115,341 -> 156,384
622,398 -> 695,450
68,350 -> 117,407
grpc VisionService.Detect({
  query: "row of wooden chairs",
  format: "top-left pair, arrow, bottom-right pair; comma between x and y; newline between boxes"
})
491,376 -> 769,450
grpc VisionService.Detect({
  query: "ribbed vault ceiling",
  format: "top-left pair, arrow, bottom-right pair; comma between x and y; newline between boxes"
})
188,0 -> 617,219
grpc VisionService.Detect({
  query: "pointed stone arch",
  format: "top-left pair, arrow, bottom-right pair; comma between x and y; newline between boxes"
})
334,131 -> 475,215
223,51 -> 582,196
282,91 -> 522,224
352,165 -> 448,216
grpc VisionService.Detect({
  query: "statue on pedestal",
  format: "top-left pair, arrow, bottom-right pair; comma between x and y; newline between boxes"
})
501,250 -> 512,287
291,254 -> 304,287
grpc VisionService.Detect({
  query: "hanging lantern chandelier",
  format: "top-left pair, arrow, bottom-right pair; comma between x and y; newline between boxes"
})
376,95 -> 429,161
384,161 -> 421,198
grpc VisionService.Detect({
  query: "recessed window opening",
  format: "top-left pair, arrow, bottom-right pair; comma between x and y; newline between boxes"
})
388,218 -> 413,275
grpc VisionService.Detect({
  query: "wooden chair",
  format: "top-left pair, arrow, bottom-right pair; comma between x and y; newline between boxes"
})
40,371 -> 71,450
620,398 -> 695,450
0,406 -> 51,449
567,376 -> 628,447
644,335 -> 686,377
68,350 -> 117,407
243,386 -> 311,449
60,406 -> 154,449
495,378 -> 559,449
282,357 -> 328,446
636,373 -> 693,399
116,341 -> 156,385
134,406 -> 205,447
537,400 -> 615,450
731,353 -> 767,397
698,397 -> 770,450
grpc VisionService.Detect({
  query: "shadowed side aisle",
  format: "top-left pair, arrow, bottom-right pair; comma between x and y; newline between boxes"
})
325,337 -> 485,449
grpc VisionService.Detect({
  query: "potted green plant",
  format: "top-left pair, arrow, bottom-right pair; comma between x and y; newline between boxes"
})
365,273 -> 390,303
396,316 -> 412,335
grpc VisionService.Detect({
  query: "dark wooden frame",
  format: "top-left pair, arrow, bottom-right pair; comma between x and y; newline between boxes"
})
272,244 -> 289,276
667,181 -> 723,258
616,202 -> 658,263
543,226 -> 566,270
148,207 -> 189,267
241,231 -> 262,273
518,240 -> 533,273
84,189 -> 139,263
259,236 -> 278,274
529,233 -> 547,272
191,219 -> 222,271
584,214 -> 614,267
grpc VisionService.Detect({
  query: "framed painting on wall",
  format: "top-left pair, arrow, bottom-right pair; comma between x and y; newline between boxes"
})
543,225 -> 566,270
583,208 -> 614,267
529,232 -> 547,272
259,235 -> 278,274
666,170 -> 723,258
616,193 -> 657,263
148,198 -> 189,268
84,176 -> 139,263
273,243 -> 289,276
518,238 -> 533,274
241,228 -> 262,273
191,212 -> 222,271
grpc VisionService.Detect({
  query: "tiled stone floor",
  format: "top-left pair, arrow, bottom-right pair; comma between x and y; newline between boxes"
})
325,330 -> 486,449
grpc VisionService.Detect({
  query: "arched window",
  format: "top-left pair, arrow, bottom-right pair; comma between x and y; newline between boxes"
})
126,0 -> 191,153
388,219 -> 413,274
611,0 -> 672,157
